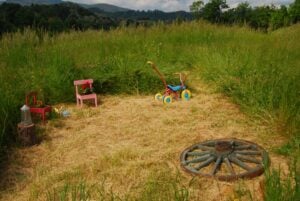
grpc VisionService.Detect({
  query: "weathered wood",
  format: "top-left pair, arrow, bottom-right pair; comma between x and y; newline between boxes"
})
17,123 -> 36,146
184,154 -> 211,165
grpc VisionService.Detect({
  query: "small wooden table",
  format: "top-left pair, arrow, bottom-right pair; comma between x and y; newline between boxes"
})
17,123 -> 36,146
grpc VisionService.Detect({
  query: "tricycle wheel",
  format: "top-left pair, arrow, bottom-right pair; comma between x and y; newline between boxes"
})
181,89 -> 191,101
154,93 -> 163,101
163,96 -> 172,104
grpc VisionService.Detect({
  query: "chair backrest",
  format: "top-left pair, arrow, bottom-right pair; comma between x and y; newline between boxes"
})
26,91 -> 38,106
74,79 -> 94,95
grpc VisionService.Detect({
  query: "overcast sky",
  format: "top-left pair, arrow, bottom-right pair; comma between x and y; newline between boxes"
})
67,0 -> 294,12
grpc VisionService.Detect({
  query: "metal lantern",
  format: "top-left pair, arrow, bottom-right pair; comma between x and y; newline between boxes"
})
20,105 -> 32,125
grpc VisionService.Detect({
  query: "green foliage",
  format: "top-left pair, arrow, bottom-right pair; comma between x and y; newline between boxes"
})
201,0 -> 228,23
189,0 -> 204,19
270,6 -> 290,30
276,136 -> 300,156
1,0 -> 300,34
136,170 -> 190,201
45,171 -> 190,201
289,0 -> 300,23
46,181 -> 93,201
190,0 -> 300,31
104,10 -> 193,24
0,2 -> 117,34
264,160 -> 300,201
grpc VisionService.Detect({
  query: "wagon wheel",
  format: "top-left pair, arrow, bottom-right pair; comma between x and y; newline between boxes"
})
180,138 -> 270,181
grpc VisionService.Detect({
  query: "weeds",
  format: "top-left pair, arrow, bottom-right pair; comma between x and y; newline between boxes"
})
44,171 -> 191,201
46,181 -> 92,201
263,159 -> 300,201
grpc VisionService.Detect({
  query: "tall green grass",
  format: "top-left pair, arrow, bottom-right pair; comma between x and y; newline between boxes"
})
0,21 -> 299,153
44,171 -> 190,201
263,159 -> 300,201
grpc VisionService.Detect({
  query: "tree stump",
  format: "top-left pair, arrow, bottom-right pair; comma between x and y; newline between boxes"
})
17,123 -> 36,146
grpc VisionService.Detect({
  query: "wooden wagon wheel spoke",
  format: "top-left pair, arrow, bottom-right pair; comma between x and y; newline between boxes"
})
229,156 -> 252,171
236,154 -> 261,164
180,138 -> 270,181
184,154 -> 211,165
224,157 -> 235,175
235,151 -> 261,155
195,156 -> 216,170
210,156 -> 222,175
187,150 -> 211,156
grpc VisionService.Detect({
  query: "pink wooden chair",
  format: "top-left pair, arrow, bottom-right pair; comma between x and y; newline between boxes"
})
26,91 -> 52,122
74,79 -> 98,107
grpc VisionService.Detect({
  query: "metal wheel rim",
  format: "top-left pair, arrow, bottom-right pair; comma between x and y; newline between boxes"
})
180,138 -> 270,181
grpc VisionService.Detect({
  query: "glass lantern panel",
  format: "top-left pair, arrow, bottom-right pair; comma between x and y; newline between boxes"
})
21,105 -> 32,125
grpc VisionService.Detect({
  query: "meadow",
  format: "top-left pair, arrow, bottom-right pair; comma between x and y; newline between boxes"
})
0,21 -> 299,200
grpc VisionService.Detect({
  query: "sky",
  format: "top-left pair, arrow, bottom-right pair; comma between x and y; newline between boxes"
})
67,0 -> 294,12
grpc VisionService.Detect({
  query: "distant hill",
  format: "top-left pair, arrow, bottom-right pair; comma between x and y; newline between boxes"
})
5,0 -> 63,5
81,3 -> 131,13
1,0 -> 193,29
3,0 -> 132,13
102,10 -> 193,22
0,2 -> 117,35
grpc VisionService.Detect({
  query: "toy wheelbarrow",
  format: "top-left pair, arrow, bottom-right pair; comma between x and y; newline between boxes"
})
147,61 -> 191,104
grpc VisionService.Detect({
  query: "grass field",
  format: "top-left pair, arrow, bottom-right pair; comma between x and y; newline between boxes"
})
0,21 -> 299,200
0,86 -> 295,201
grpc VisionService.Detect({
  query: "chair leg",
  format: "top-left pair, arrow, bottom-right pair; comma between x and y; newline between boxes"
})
95,98 -> 97,107
42,112 -> 45,122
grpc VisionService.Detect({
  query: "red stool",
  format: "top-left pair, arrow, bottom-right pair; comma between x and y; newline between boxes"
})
26,92 -> 51,122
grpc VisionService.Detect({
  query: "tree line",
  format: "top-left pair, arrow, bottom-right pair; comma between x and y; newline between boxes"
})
0,2 -> 194,35
190,0 -> 300,31
103,10 -> 193,22
0,0 -> 299,35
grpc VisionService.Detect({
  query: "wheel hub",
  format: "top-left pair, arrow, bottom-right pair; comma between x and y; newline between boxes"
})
215,141 -> 233,156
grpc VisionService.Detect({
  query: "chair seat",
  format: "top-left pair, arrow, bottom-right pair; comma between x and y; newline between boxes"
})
77,93 -> 97,100
167,85 -> 186,92
30,105 -> 51,113
26,92 -> 51,123
30,105 -> 52,122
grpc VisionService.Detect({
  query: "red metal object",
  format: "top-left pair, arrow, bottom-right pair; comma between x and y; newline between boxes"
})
26,92 -> 51,122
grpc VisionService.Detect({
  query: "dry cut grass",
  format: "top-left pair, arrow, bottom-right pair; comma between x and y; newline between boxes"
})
0,82 -> 289,201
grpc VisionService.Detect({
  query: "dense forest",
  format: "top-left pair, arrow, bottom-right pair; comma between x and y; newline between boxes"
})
101,10 -> 193,22
0,2 -> 117,35
0,0 -> 299,35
